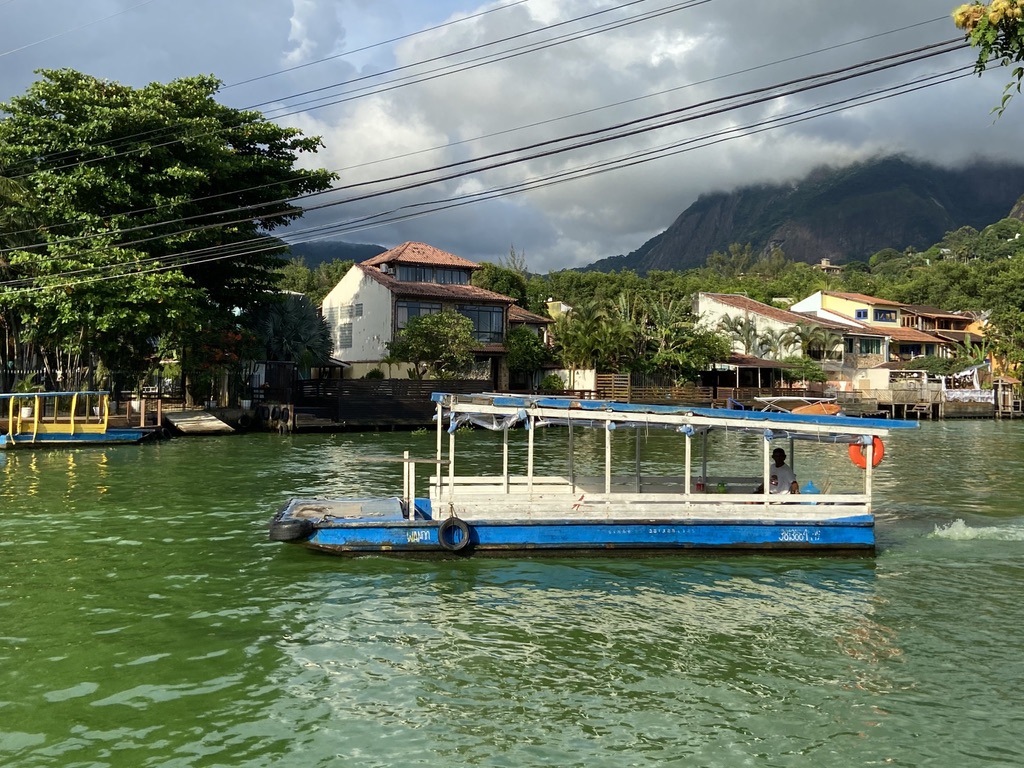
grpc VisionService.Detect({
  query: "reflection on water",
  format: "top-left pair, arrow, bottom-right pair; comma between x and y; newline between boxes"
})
2,421 -> 1024,766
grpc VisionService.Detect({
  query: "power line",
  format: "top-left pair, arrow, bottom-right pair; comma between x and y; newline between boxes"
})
0,0 -> 681,178
1,64 -> 974,294
0,0 -> 164,58
0,46 -> 971,284
0,15 -> 952,247
0,35 -> 965,257
223,0 -> 532,90
245,0 -> 660,109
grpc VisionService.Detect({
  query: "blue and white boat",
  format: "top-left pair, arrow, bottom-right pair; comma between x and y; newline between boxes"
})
0,391 -> 157,448
269,391 -> 919,556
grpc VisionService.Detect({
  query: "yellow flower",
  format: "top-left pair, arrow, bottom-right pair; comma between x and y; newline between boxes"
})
952,3 -> 976,28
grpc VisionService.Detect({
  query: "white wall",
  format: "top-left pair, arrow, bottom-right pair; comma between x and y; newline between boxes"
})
321,267 -> 393,364
695,294 -> 801,357
789,292 -> 823,313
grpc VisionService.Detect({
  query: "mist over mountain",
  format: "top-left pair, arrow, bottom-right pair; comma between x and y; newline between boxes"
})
587,156 -> 1024,274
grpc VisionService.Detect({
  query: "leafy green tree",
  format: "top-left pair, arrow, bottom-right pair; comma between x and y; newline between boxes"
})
706,243 -> 756,278
651,327 -> 731,383
504,326 -> 550,377
911,355 -> 962,377
0,68 -> 335,385
387,311 -> 475,379
278,256 -> 354,306
472,262 -> 527,306
778,356 -> 828,385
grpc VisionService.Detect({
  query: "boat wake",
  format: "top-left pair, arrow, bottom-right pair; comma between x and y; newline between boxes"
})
930,519 -> 1024,541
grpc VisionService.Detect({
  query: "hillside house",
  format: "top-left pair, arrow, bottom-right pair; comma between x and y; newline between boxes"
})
321,242 -> 516,386
791,291 -> 956,363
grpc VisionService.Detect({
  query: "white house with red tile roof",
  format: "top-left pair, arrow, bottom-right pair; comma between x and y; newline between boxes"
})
321,242 -> 516,381
695,292 -> 830,358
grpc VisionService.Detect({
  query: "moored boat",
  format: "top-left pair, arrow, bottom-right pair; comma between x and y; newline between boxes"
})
269,392 -> 919,556
0,391 -> 158,448
755,396 -> 844,416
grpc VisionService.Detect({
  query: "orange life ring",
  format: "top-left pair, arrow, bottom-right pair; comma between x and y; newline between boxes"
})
848,437 -> 884,469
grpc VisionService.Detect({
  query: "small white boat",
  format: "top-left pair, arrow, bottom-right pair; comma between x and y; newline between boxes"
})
269,392 -> 918,556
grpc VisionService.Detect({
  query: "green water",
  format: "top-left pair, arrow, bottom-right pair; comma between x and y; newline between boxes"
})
2,421 -> 1024,767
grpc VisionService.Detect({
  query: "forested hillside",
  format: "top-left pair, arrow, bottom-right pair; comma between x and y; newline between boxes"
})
588,156 -> 1024,273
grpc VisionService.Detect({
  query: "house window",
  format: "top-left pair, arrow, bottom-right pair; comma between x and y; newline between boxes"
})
328,304 -> 363,321
845,338 -> 854,354
858,338 -> 881,355
904,344 -> 922,358
457,304 -> 504,343
873,309 -> 897,323
435,268 -> 470,285
396,265 -> 429,282
395,265 -> 470,285
925,344 -> 935,356
338,323 -> 353,349
396,301 -> 441,330
855,309 -> 868,320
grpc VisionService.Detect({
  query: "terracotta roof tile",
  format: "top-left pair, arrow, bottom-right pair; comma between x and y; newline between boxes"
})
359,264 -> 514,303
885,326 -> 948,344
362,241 -> 481,269
509,305 -> 553,324
935,329 -> 983,344
702,293 -> 814,326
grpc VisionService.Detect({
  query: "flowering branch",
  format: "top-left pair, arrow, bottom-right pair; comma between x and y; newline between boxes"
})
953,1 -> 1024,115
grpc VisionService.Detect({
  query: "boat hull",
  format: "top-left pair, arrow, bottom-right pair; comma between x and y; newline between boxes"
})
0,429 -> 156,449
270,498 -> 874,556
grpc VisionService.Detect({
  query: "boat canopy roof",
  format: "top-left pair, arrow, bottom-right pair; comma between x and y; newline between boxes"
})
432,392 -> 918,443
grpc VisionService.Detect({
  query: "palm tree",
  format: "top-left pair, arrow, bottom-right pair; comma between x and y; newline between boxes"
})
757,327 -> 796,360
553,299 -> 609,370
718,314 -> 760,355
258,294 -> 333,376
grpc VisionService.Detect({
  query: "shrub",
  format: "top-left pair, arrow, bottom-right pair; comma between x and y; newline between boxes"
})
540,374 -> 565,392
363,368 -> 385,380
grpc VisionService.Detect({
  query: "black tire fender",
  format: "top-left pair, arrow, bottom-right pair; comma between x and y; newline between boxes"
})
268,517 -> 315,542
437,517 -> 472,552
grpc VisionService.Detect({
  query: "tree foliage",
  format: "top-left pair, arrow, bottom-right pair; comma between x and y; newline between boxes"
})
504,326 -> 550,374
0,68 -> 335,385
254,293 -> 333,375
386,312 -> 476,379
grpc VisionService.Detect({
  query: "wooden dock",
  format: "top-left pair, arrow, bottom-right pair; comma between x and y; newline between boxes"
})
164,410 -> 235,435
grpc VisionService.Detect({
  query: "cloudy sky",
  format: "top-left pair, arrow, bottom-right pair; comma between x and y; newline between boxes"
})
2,0 -> 1021,272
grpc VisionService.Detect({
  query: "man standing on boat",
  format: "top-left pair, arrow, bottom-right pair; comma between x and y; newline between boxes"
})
757,448 -> 799,494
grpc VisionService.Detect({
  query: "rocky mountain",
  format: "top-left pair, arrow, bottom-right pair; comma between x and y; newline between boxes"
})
588,156 -> 1024,273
